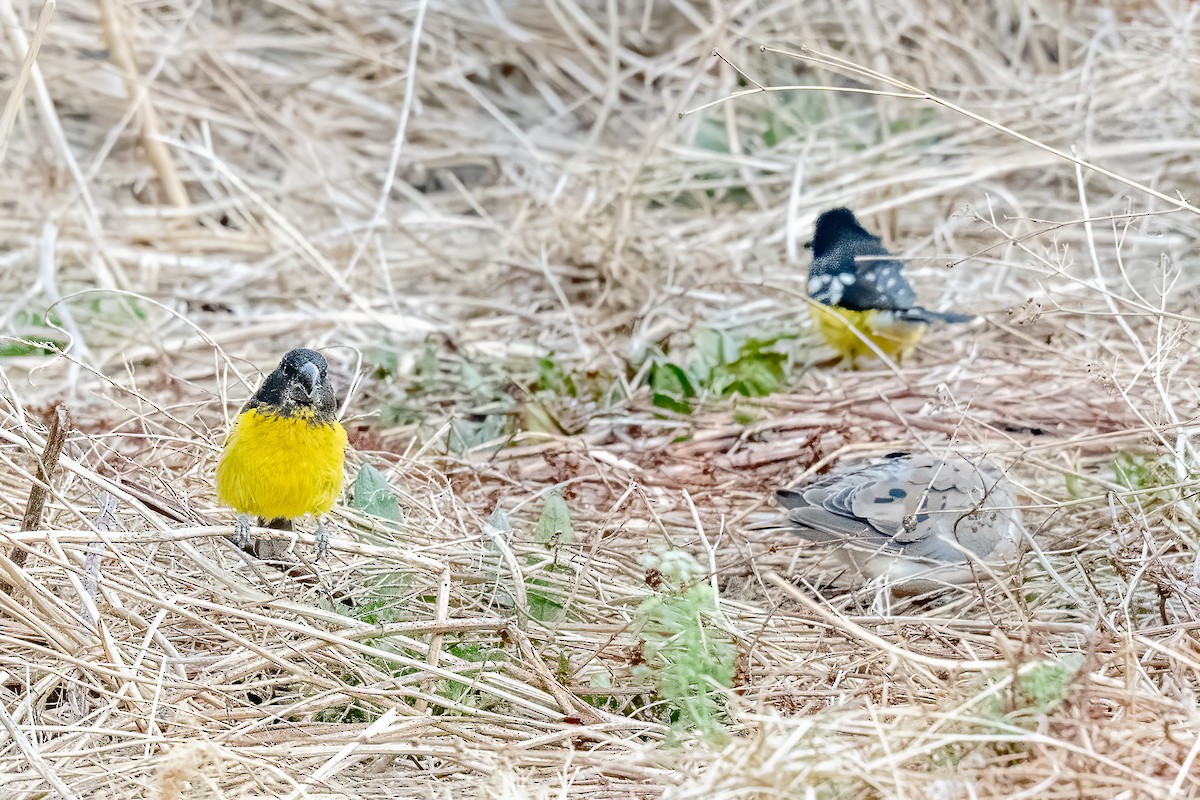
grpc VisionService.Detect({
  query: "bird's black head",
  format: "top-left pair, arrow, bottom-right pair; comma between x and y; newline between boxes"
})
810,207 -> 872,258
247,348 -> 337,418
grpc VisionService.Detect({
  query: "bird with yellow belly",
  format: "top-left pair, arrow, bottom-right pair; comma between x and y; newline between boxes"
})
807,208 -> 974,366
217,348 -> 347,557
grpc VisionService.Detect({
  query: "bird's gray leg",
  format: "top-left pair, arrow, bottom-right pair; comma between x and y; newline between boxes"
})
235,514 -> 253,549
314,517 -> 331,559
868,579 -> 894,617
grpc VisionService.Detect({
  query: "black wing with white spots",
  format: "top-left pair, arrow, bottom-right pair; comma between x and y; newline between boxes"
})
807,207 -> 918,311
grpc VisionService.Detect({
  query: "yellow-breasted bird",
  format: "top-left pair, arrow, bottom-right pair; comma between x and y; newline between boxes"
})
807,207 -> 974,365
216,348 -> 347,557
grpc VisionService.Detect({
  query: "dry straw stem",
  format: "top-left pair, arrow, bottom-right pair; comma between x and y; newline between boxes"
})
96,0 -> 188,208
2,1 -> 1200,798
0,0 -> 54,167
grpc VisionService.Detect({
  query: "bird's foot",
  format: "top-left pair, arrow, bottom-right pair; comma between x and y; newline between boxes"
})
235,514 -> 253,549
867,578 -> 895,617
314,518 -> 331,560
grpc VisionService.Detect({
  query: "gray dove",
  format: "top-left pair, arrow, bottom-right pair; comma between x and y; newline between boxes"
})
754,453 -> 1026,594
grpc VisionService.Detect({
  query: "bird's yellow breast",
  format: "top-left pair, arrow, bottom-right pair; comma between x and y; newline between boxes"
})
216,407 -> 347,520
810,304 -> 925,364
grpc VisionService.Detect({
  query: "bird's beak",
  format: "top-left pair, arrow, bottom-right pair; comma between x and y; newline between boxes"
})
299,362 -> 321,398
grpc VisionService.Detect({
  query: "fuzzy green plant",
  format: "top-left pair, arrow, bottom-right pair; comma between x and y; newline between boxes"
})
634,550 -> 736,741
1111,452 -> 1186,508
0,308 -> 67,357
350,463 -> 404,523
1017,654 -> 1084,714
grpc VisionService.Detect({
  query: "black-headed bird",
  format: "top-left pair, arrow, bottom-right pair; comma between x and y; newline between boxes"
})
751,453 -> 1025,595
216,348 -> 347,557
807,207 -> 974,365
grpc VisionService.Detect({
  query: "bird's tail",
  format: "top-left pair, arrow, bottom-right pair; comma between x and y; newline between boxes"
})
898,307 -> 976,325
744,505 -> 841,544
744,510 -> 791,534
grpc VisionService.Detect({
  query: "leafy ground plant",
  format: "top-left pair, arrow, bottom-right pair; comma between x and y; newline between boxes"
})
350,463 -> 404,523
647,328 -> 789,414
0,309 -> 67,357
634,549 -> 736,741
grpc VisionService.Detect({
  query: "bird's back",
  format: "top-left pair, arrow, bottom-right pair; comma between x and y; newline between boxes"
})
758,453 -> 1025,591
809,229 -> 918,312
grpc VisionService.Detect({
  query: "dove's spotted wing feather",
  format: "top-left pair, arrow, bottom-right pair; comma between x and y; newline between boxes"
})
761,454 -> 1025,589
778,458 -> 917,551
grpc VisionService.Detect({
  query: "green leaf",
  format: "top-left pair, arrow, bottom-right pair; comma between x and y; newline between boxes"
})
652,361 -> 695,395
649,361 -> 695,415
487,507 -> 510,536
535,355 -> 576,397
414,343 -> 439,382
692,328 -> 732,380
81,296 -> 145,326
535,491 -> 574,547
520,401 -> 563,435
527,576 -> 565,621
634,549 -> 735,741
1063,471 -> 1088,501
460,361 -> 488,395
1112,453 -> 1149,491
350,464 -> 403,522
446,642 -> 486,662
2,308 -> 67,358
447,414 -> 506,453
741,333 -> 792,352
1019,655 -> 1084,713
694,118 -> 729,152
651,392 -> 692,415
441,642 -> 497,704
699,333 -> 788,399
0,337 -> 63,358
720,351 -> 786,397
366,346 -> 400,378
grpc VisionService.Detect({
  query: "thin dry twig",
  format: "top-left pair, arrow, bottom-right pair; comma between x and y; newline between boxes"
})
3,403 -> 70,591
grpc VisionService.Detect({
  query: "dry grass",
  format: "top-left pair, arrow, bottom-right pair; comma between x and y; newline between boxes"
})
2,0 -> 1200,797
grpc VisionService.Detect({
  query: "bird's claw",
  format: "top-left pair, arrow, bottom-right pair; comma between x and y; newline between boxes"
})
314,519 -> 330,560
235,514 -> 253,549
868,580 -> 894,617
